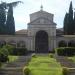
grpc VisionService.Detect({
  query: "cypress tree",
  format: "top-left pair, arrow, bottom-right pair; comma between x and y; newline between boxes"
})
6,1 -> 22,35
0,2 -> 6,34
63,13 -> 69,34
73,13 -> 75,34
6,5 -> 15,35
68,1 -> 73,34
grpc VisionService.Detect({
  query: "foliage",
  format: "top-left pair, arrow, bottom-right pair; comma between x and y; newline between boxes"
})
6,5 -> 15,35
63,1 -> 75,35
55,47 -> 75,56
0,47 -> 9,62
32,53 -> 36,58
58,41 -> 67,47
12,48 -> 28,55
0,62 -> 1,66
0,2 -> 6,34
62,67 -> 69,75
63,13 -> 69,34
68,40 -> 75,47
73,14 -> 75,34
3,44 -> 14,55
0,1 -> 22,35
49,53 -> 54,58
8,56 -> 18,62
68,56 -> 75,63
23,67 -> 31,75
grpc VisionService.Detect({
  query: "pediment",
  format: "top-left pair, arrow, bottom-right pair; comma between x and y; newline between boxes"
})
28,17 -> 56,25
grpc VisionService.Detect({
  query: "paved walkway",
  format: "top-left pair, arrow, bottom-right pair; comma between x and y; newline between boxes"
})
0,55 -> 31,75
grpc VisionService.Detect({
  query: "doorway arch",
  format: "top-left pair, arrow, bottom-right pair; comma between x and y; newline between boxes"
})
35,30 -> 48,53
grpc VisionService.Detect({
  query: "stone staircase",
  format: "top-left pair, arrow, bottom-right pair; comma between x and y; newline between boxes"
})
55,56 -> 75,75
56,56 -> 75,68
0,55 -> 31,75
0,68 -> 22,75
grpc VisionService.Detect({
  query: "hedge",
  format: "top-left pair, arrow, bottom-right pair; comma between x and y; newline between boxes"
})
55,47 -> 75,56
11,48 -> 28,55
0,47 -> 9,62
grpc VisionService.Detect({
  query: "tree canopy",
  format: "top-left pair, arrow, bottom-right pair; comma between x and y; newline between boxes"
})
63,1 -> 75,35
0,1 -> 22,35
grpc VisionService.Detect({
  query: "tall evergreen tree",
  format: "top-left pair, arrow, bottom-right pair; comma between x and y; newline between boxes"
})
63,1 -> 74,35
0,2 -> 6,34
63,13 -> 69,34
73,13 -> 75,34
6,5 -> 15,35
0,1 -> 22,35
68,1 -> 73,34
6,1 -> 22,35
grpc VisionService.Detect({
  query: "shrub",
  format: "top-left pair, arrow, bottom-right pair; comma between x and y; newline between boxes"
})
0,45 -> 10,62
12,48 -> 28,55
0,47 -> 9,56
0,54 -> 9,62
55,47 -> 75,56
32,53 -> 36,58
62,67 -> 69,75
58,41 -> 67,47
3,45 -> 14,55
23,67 -> 31,75
49,54 -> 54,58
0,47 -> 9,62
0,62 -> 2,68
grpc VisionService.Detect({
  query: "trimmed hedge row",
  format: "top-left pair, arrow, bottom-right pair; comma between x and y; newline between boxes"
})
0,47 -> 9,62
12,48 -> 28,55
55,47 -> 75,56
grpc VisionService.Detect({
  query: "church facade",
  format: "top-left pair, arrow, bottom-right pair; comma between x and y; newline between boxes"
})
0,8 -> 75,53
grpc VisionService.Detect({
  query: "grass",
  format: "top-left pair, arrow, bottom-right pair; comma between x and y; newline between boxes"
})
68,56 -> 75,63
8,55 -> 18,62
26,55 -> 62,75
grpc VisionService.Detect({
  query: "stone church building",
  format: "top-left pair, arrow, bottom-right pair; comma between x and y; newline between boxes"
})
0,7 -> 75,53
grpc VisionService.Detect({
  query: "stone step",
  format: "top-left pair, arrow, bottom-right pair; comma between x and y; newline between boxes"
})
0,68 -> 23,75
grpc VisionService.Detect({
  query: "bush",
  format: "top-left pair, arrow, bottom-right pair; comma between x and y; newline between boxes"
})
62,67 -> 69,75
3,45 -> 14,55
12,48 -> 28,55
32,53 -> 36,58
55,47 -> 75,56
58,41 -> 67,47
23,67 -> 31,75
0,47 -> 9,62
49,54 -> 54,58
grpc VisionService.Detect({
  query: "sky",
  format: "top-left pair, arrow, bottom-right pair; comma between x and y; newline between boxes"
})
1,0 -> 75,31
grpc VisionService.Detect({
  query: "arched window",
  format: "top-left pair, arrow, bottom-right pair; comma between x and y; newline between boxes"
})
58,40 -> 67,47
17,41 -> 25,48
68,40 -> 75,47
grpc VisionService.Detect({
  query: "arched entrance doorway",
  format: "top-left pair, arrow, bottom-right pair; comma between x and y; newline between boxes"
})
35,30 -> 48,53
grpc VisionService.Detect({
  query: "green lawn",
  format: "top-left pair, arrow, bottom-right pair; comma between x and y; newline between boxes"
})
8,55 -> 18,62
26,55 -> 62,75
68,56 -> 75,63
